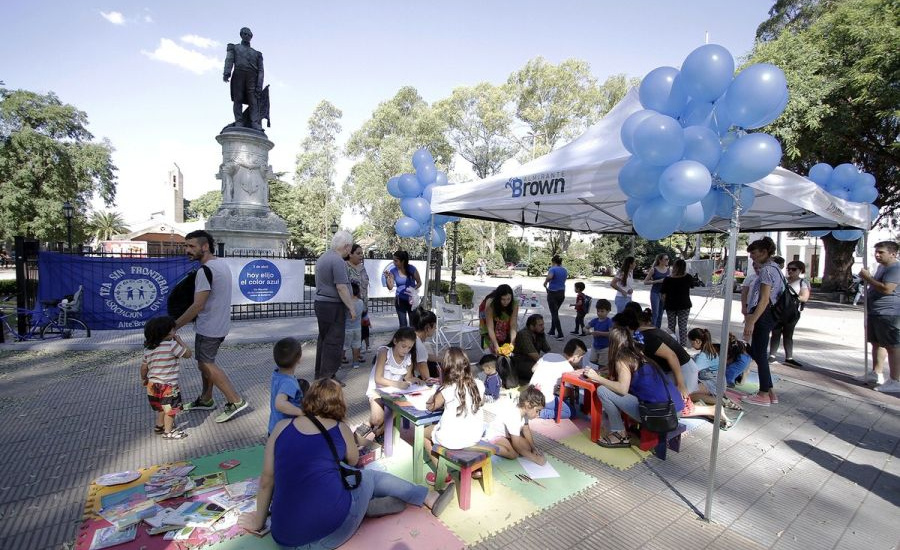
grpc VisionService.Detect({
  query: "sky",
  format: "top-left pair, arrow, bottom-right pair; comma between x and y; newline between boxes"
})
3,1 -> 773,227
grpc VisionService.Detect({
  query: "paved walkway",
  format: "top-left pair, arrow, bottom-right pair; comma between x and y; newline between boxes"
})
0,274 -> 897,549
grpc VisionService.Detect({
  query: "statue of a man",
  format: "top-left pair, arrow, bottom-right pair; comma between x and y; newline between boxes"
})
223,27 -> 264,131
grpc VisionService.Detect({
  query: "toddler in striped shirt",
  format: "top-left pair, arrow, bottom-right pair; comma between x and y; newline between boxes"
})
141,316 -> 192,440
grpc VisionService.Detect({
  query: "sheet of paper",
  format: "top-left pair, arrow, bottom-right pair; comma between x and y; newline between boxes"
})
405,388 -> 437,411
517,457 -> 560,479
380,383 -> 430,395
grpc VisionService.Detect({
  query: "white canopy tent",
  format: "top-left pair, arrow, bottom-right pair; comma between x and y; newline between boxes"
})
430,88 -> 870,522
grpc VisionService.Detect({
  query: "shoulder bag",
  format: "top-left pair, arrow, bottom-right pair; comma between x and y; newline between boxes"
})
637,362 -> 679,433
307,415 -> 362,490
771,267 -> 801,325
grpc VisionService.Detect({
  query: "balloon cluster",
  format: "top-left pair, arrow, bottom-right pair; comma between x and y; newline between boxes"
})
619,44 -> 789,240
386,148 -> 457,247
806,163 -> 878,242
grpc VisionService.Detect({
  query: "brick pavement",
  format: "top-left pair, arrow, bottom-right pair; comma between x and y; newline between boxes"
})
0,275 -> 897,549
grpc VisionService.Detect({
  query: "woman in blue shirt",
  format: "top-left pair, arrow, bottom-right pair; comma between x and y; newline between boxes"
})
543,255 -> 568,340
384,250 -> 421,328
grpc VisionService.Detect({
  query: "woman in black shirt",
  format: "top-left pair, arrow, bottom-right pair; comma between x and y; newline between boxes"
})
660,259 -> 693,346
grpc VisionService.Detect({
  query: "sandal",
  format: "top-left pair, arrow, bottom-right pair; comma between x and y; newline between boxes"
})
719,415 -> 733,431
162,429 -> 188,440
722,397 -> 743,412
354,424 -> 373,438
597,432 -> 630,448
154,425 -> 165,435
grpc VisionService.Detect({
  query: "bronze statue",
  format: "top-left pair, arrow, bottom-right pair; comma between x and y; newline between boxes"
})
223,27 -> 270,131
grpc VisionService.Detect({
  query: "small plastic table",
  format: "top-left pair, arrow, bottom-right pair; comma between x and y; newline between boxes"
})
555,371 -> 603,443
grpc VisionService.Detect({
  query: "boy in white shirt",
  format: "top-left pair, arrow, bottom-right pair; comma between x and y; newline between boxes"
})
485,386 -> 546,465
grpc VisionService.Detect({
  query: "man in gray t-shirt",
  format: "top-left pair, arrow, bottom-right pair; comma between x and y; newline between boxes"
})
176,230 -> 248,422
860,241 -> 900,392
314,230 -> 357,381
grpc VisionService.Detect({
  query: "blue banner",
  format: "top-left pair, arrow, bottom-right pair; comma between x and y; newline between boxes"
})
38,252 -> 195,330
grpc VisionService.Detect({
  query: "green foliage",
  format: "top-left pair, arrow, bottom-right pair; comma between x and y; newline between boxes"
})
437,280 -> 474,308
86,210 -> 129,242
0,88 -> 117,243
527,249 -> 551,277
0,279 -> 16,295
186,190 -> 222,220
499,237 -> 522,265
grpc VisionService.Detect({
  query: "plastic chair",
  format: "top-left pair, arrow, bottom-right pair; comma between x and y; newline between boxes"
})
435,301 -> 480,350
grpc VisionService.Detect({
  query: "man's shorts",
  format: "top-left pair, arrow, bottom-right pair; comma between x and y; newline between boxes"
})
195,334 -> 225,364
147,383 -> 182,416
867,315 -> 900,347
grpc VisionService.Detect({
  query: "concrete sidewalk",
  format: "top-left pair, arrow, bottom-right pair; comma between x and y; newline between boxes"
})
0,274 -> 897,549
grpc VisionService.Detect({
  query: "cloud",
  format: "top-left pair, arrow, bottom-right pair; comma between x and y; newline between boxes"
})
180,34 -> 220,49
144,14 -> 154,23
100,11 -> 125,25
142,39 -> 220,75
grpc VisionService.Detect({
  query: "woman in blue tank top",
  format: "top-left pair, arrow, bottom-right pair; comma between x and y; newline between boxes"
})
239,379 -> 454,548
543,255 -> 568,340
643,254 -> 670,328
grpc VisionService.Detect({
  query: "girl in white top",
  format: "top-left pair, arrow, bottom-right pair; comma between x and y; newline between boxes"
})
362,328 -> 418,437
611,256 -> 636,313
424,348 -> 486,477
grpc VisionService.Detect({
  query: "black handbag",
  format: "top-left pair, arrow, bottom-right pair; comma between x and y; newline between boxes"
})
308,415 -> 362,490
637,362 -> 679,434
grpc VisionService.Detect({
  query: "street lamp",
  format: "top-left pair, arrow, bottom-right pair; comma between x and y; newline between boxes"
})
62,201 -> 74,252
330,220 -> 339,235
449,221 -> 460,304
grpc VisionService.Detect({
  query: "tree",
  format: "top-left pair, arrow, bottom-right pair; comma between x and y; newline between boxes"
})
745,0 -> 900,290
86,210 -> 129,242
185,190 -> 222,220
0,88 -> 117,242
293,100 -> 344,254
345,87 -> 452,252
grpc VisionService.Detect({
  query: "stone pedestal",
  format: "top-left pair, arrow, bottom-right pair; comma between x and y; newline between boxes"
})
206,127 -> 289,255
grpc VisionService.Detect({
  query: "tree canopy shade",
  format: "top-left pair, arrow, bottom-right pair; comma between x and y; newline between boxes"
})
0,88 -> 117,242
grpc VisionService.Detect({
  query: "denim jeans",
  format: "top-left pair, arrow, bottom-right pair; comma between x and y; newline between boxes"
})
394,297 -> 412,327
614,294 -> 631,314
649,290 -> 663,328
277,469 -> 427,550
749,306 -> 776,392
595,386 -> 640,432
539,397 -> 572,420
546,289 -> 565,337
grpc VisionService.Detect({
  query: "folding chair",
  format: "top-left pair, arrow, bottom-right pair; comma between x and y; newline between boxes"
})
435,302 -> 480,350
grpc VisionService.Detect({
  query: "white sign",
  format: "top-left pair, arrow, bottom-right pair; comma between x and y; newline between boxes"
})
222,258 -> 305,305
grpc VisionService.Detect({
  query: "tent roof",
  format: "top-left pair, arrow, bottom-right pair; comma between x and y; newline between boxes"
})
431,89 -> 870,233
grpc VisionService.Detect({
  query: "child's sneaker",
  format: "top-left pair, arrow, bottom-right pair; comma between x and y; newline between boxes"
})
183,398 -> 216,411
162,429 -> 188,440
352,362 -> 360,369
425,472 -> 453,485
215,399 -> 249,423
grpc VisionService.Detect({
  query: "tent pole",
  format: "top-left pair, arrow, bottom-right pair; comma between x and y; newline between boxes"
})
704,190 -> 740,522
862,220 -> 870,380
424,215 -> 435,309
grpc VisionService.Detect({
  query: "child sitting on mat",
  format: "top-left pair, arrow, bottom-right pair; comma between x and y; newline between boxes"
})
485,385 -> 547,465
141,316 -> 192,440
423,347 -> 486,484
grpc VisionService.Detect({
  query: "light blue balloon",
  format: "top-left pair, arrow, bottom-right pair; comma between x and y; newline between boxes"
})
434,170 -> 449,186
832,229 -> 863,242
710,99 -> 734,136
808,163 -> 833,186
723,63 -> 788,128
416,162 -> 437,186
401,197 -> 431,225
682,125 -> 722,171
744,87 -> 789,129
869,204 -> 880,222
430,225 -> 447,247
679,99 -> 715,128
386,176 -> 403,198
857,172 -> 876,188
395,216 -> 420,238
737,185 -> 755,214
659,160 -> 712,206
715,191 -> 735,218
808,230 -> 831,238
639,67 -> 689,117
716,132 -> 782,185
433,214 -> 452,225
422,184 -> 435,203
411,148 -> 434,169
398,173 -> 421,197
849,185 -> 878,203
625,197 -> 646,219
618,157 -> 664,199
633,197 -> 685,240
700,190 -> 719,224
632,113 -> 686,167
680,44 -> 735,102
679,201 -> 707,232
828,163 -> 860,191
620,110 -> 655,154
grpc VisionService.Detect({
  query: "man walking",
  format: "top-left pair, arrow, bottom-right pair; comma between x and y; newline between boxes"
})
314,230 -> 356,382
176,230 -> 249,422
859,241 -> 900,392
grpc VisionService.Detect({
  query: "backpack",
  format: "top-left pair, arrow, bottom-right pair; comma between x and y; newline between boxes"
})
167,265 -> 212,319
771,269 -> 801,326
582,294 -> 593,312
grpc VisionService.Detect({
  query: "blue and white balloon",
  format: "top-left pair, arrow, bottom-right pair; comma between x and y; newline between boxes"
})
632,113 -> 685,166
722,63 -> 788,129
639,67 -> 689,117
398,173 -> 421,198
395,216 -> 420,238
632,197 -> 685,240
618,157 -> 664,199
682,125 -> 722,171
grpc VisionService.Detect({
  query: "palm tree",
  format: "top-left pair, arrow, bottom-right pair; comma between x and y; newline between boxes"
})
87,211 -> 130,242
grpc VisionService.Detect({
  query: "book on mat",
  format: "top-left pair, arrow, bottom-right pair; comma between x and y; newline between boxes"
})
224,477 -> 259,500
145,476 -> 195,501
88,525 -> 137,549
150,463 -> 195,480
208,490 -> 252,510
186,471 -> 227,497
99,498 -> 161,531
164,501 -> 227,528
163,526 -> 194,541
211,499 -> 257,531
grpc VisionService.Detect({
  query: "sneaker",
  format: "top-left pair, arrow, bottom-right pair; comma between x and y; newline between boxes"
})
743,393 -> 771,406
768,355 -> 777,362
555,336 -> 565,341
215,399 -> 249,423
874,379 -> 900,393
183,398 -> 216,411
783,358 -> 802,368
425,471 -> 453,485
864,371 -> 885,386
352,362 -> 360,369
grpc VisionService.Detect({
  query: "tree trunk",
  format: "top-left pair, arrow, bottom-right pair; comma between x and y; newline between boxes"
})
820,234 -> 857,292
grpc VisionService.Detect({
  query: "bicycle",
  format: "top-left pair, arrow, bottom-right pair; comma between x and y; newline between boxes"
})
0,287 -> 91,341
